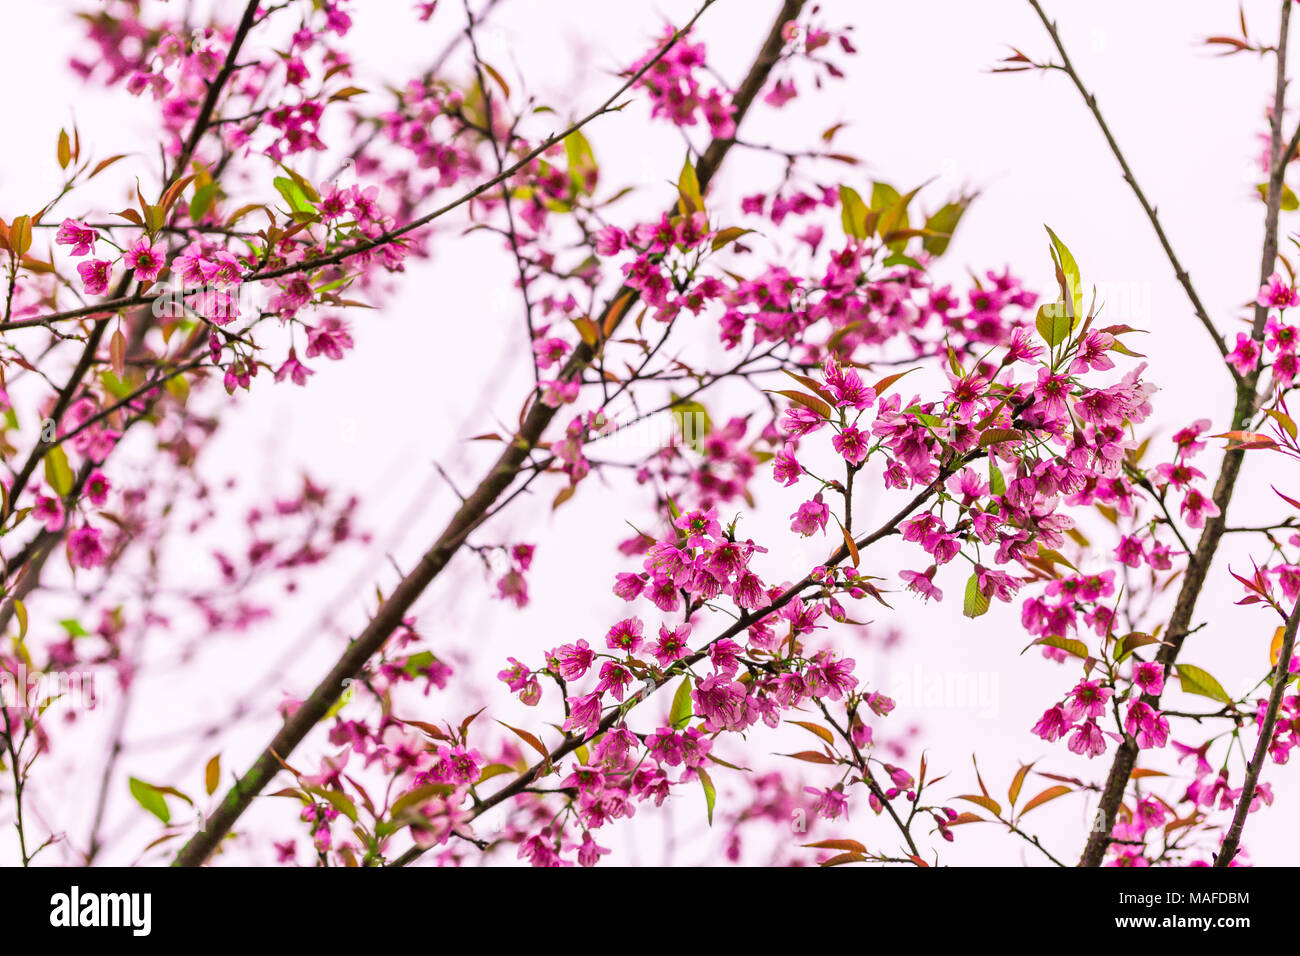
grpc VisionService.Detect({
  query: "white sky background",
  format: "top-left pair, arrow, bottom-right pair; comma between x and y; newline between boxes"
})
0,0 -> 1296,866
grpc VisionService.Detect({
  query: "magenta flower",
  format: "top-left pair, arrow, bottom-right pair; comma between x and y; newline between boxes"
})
561,692 -> 604,735
772,448 -> 801,485
55,218 -> 98,256
1065,680 -> 1113,721
781,404 -> 825,438
1180,487 -> 1220,529
612,572 -> 646,601
34,495 -> 65,531
605,617 -> 644,654
790,495 -> 829,536
832,424 -> 870,465
673,507 -> 721,547
77,258 -> 112,295
199,249 -> 243,288
539,379 -> 579,407
274,350 -> 314,386
899,567 -> 943,602
653,623 -> 691,667
804,786 -> 849,820
1226,332 -> 1261,375
1067,719 -> 1107,758
1133,660 -> 1164,696
691,672 -> 748,732
84,471 -> 111,507
1031,704 -> 1071,742
575,832 -> 610,867
68,526 -> 107,569
594,226 -> 627,256
549,640 -> 595,680
305,318 -> 354,361
124,238 -> 165,282
1257,271 -> 1299,309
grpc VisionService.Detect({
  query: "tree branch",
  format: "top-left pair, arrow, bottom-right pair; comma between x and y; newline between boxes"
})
171,0 -> 807,868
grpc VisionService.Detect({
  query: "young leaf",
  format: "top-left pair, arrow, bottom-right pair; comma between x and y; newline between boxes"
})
923,197 -> 972,256
677,158 -> 704,216
1035,301 -> 1072,347
838,185 -> 869,240
43,445 -> 74,497
963,573 -> 990,619
697,766 -> 716,825
1019,784 -> 1072,816
1177,664 -> 1232,704
128,777 -> 171,824
204,754 -> 221,796
1044,225 -> 1083,320
669,676 -> 694,730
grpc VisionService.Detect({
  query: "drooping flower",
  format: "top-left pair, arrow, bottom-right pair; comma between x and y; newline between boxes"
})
790,495 -> 829,536
68,526 -> 108,569
77,259 -> 112,295
55,218 -> 98,256
1067,719 -> 1107,758
1031,704 -> 1071,742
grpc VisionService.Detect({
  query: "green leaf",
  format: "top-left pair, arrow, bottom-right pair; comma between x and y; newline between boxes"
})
1257,181 -> 1300,211
922,198 -> 970,256
839,185 -> 869,240
871,181 -> 903,215
881,252 -> 925,270
305,785 -> 358,823
128,777 -> 171,824
402,650 -> 435,677
677,158 -> 703,216
1035,635 -> 1090,659
669,676 -> 694,730
273,176 -> 313,215
1177,664 -> 1232,704
874,181 -> 917,253
189,182 -> 220,222
43,445 -> 73,498
963,574 -> 990,619
958,793 -> 1002,817
989,461 -> 1006,496
563,129 -> 597,195
697,766 -> 716,825
1044,225 -> 1083,322
325,682 -> 354,719
58,619 -> 89,638
711,226 -> 753,251
978,428 -> 1023,448
1035,301 -> 1072,348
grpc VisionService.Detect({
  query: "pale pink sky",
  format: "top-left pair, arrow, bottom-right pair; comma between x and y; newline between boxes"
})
1,0 -> 1295,866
